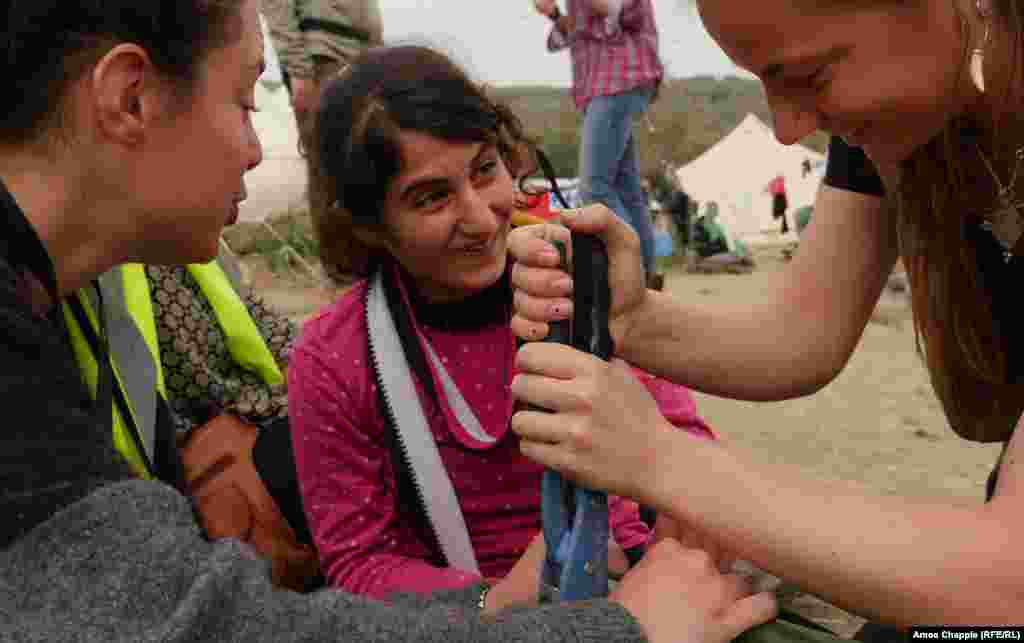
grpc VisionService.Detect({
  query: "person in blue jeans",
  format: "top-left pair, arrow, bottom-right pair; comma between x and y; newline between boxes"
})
534,0 -> 663,283
580,87 -> 658,278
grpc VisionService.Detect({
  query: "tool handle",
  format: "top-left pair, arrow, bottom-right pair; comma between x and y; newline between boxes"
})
536,240 -> 573,596
570,234 -> 614,360
536,235 -> 612,601
563,234 -> 612,599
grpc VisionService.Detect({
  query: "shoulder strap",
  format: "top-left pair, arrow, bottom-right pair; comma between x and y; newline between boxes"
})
365,269 -> 481,574
370,269 -> 445,566
376,390 -> 447,568
66,289 -> 185,490
98,268 -> 159,463
535,149 -> 572,209
66,290 -> 154,477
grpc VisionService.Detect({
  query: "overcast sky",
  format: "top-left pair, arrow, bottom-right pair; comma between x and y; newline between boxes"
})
382,0 -> 747,85
263,1 -> 747,87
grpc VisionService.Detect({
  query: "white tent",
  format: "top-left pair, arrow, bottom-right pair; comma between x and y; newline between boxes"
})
252,81 -> 302,161
253,13 -> 300,160
675,113 -> 825,244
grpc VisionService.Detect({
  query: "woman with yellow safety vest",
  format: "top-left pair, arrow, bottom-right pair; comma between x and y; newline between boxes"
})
63,256 -> 292,475
61,249 -> 321,591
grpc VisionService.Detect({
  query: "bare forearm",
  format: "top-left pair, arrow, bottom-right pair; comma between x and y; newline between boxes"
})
654,434 -> 1023,624
619,287 -> 842,401
619,186 -> 897,401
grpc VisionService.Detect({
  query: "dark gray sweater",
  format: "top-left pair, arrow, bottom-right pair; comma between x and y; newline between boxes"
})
0,182 -> 647,643
0,480 -> 644,642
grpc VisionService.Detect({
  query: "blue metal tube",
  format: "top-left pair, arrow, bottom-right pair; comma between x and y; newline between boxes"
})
537,236 -> 613,601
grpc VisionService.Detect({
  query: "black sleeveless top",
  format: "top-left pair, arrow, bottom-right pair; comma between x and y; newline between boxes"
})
823,136 -> 1012,500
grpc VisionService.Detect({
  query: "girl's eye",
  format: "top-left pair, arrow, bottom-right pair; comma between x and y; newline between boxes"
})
415,191 -> 447,209
806,66 -> 830,91
475,159 -> 500,179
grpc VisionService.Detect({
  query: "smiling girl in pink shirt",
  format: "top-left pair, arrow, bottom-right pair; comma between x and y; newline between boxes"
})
287,45 -> 713,611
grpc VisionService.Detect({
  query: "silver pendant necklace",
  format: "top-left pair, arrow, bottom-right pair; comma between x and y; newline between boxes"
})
977,144 -> 1024,263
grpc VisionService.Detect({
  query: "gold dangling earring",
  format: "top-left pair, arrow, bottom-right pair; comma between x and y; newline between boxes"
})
971,0 -> 991,94
971,45 -> 986,93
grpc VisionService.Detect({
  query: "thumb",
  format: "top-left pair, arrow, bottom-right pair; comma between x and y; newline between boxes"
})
561,205 -> 641,257
719,592 -> 779,639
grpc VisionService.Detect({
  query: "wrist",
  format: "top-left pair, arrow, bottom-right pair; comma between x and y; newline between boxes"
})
478,582 -> 496,613
637,419 -> 683,507
655,429 -> 720,521
615,289 -> 658,363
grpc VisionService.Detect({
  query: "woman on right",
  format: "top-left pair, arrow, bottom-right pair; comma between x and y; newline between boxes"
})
506,0 -> 1024,627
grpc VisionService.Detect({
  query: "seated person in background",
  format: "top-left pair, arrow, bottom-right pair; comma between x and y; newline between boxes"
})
146,253 -> 294,438
794,205 -> 814,237
288,45 -> 715,608
64,245 -> 320,591
692,202 -> 730,259
146,253 -> 322,587
689,203 -> 754,273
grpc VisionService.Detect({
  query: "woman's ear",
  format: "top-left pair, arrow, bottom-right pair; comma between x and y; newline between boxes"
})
90,43 -> 153,145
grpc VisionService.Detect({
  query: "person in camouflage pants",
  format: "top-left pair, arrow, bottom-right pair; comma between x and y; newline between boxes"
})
260,0 -> 383,155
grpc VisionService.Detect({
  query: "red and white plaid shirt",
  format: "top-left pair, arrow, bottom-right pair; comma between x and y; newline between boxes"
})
548,0 -> 663,110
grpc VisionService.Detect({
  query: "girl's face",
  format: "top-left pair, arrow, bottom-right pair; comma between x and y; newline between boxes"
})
376,130 -> 516,303
696,0 -> 972,166
130,0 -> 264,264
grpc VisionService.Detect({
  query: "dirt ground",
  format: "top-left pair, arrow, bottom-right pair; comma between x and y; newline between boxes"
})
240,243 -> 1004,637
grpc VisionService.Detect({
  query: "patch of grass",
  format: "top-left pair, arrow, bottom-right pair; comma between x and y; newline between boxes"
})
655,255 -> 679,273
250,216 -> 319,276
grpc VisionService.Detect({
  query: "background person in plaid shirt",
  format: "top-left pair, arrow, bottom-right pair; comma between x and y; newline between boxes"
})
533,0 -> 664,284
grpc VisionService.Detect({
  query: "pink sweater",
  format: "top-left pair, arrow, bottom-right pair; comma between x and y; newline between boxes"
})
288,280 -> 713,599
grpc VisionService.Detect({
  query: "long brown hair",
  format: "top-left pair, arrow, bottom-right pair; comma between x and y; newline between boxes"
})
307,45 -> 545,282
896,0 -> 1024,443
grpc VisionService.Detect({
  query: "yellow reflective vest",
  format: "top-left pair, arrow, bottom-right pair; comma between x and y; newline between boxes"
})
64,256 -> 283,479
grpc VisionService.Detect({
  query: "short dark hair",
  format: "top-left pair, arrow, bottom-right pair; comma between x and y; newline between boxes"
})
307,45 -> 540,281
0,0 -> 244,147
